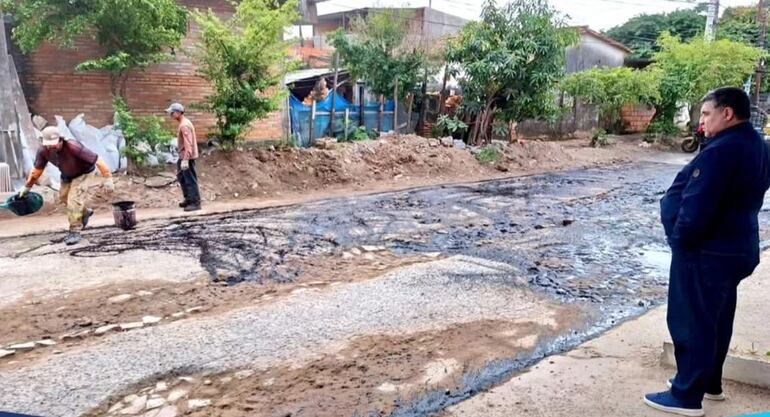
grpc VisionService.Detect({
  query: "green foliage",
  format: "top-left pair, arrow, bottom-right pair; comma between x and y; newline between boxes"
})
475,145 -> 502,164
590,129 -> 613,148
335,118 -> 374,142
2,0 -> 188,97
328,9 -> 425,101
113,97 -> 174,167
435,115 -> 468,137
561,67 -> 661,132
192,0 -> 299,146
718,6 -> 763,47
445,0 -> 577,144
650,33 -> 765,132
605,8 -> 706,59
491,120 -> 510,139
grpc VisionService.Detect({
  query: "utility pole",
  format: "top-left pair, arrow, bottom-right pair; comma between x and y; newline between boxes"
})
704,0 -> 719,42
756,0 -> 767,104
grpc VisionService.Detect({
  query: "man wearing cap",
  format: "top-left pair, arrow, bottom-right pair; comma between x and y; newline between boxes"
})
18,126 -> 115,245
166,102 -> 201,212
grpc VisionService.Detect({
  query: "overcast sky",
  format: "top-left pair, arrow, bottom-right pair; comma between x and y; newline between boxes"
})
317,0 -> 761,31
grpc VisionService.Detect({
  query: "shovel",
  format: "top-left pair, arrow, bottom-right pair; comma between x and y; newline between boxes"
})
0,192 -> 44,216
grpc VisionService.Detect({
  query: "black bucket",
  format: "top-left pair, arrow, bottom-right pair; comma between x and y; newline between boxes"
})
112,201 -> 138,231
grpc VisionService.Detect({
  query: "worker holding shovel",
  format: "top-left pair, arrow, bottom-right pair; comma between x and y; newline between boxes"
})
18,126 -> 114,245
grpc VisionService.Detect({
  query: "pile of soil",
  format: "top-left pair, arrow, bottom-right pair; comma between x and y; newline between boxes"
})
1,135 -> 646,220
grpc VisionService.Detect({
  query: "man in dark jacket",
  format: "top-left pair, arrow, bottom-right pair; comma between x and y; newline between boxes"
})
645,87 -> 770,416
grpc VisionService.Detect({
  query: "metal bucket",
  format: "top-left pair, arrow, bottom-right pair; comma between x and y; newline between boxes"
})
112,201 -> 137,231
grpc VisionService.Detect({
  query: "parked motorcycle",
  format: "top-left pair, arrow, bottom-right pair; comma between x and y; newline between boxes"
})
681,124 -> 705,153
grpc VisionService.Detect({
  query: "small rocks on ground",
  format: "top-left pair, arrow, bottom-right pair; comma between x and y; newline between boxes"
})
153,405 -> 178,417
120,322 -> 145,331
171,312 -> 185,318
185,306 -> 204,314
154,382 -> 168,393
187,399 -> 212,410
0,349 -> 16,359
108,294 -> 134,304
350,248 -> 362,256
136,290 -> 154,297
142,316 -> 162,325
145,398 -> 166,410
95,324 -> 119,335
166,388 -> 189,403
9,342 -> 36,351
120,395 -> 147,414
234,369 -> 255,380
35,339 -> 57,347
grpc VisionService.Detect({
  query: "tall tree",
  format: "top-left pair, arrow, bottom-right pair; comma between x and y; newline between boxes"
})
650,33 -> 764,133
605,8 -> 706,59
328,9 -> 426,101
1,0 -> 188,98
193,0 -> 299,145
445,0 -> 576,144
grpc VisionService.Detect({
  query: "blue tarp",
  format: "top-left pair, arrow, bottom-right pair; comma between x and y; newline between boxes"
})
289,92 -> 395,147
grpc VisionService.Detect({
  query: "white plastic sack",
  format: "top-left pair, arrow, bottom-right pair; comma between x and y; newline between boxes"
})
54,115 -> 76,140
99,127 -> 124,172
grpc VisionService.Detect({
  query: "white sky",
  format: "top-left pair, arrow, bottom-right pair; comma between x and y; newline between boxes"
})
317,0 -> 761,31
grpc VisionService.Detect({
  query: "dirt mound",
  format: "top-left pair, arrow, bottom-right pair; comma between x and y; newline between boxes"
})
2,135 -> 642,220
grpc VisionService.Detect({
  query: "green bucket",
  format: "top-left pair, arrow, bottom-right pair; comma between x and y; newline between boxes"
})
0,192 -> 44,216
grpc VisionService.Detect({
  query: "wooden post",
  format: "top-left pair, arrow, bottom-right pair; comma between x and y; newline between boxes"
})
406,93 -> 415,133
439,63 -> 449,116
328,53 -> 340,136
393,81 -> 399,133
0,14 -> 19,177
9,56 -> 38,156
377,95 -> 384,133
344,108 -> 349,141
309,99 -> 317,143
359,84 -> 365,127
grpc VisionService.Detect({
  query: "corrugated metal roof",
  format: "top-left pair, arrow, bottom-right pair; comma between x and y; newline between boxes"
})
284,68 -> 334,85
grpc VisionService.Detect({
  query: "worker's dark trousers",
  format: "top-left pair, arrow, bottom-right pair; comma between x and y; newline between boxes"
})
667,246 -> 757,406
177,159 -> 201,205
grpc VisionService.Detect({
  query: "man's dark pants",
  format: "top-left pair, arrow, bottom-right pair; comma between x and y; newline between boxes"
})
668,244 -> 758,405
177,159 -> 201,205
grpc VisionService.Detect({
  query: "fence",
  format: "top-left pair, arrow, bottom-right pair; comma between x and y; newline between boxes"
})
290,92 -> 407,147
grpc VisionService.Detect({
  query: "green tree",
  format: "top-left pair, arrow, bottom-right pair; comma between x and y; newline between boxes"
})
445,0 -> 577,144
1,0 -> 188,97
605,8 -> 706,59
328,9 -> 426,101
561,67 -> 662,133
192,0 -> 299,145
718,6 -> 763,46
650,33 -> 765,133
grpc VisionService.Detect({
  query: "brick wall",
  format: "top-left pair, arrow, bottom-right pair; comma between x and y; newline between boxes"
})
621,104 -> 656,133
10,0 -> 286,142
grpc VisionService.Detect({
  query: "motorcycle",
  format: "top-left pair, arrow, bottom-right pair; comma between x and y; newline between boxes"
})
681,124 -> 705,153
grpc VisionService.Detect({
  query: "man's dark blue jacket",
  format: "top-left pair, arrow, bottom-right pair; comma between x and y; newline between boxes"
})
661,122 -> 770,256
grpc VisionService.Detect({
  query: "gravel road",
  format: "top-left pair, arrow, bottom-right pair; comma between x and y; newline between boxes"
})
0,256 -> 562,417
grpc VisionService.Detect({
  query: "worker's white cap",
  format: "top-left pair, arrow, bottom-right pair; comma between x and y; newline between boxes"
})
41,126 -> 61,146
165,103 -> 185,114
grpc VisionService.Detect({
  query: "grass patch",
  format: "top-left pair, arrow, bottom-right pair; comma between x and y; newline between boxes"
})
476,146 -> 502,164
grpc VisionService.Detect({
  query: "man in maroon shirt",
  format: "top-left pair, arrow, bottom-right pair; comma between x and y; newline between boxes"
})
19,126 -> 114,245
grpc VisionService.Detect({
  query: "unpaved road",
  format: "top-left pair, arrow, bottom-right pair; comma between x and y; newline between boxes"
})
1,159 -> 769,417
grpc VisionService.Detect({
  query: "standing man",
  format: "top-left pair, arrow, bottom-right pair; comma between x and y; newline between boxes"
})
18,126 -> 115,245
166,102 -> 201,212
645,87 -> 770,416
